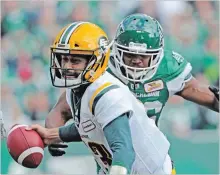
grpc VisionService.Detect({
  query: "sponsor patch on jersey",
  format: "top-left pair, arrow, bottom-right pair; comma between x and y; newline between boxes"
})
82,120 -> 96,132
135,91 -> 160,97
144,80 -> 164,93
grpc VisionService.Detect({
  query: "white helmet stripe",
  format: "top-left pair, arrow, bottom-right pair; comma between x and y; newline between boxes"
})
59,23 -> 75,44
64,22 -> 88,44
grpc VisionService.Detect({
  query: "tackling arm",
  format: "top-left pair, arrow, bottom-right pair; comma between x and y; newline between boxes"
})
177,77 -> 219,112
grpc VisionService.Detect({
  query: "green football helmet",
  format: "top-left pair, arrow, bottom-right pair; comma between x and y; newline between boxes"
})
112,13 -> 164,82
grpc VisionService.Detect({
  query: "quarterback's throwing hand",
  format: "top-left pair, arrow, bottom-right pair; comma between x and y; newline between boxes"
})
26,124 -> 62,145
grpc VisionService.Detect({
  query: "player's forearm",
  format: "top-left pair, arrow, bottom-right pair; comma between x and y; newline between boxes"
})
45,110 -> 66,128
180,86 -> 219,112
38,124 -> 81,145
59,123 -> 82,142
104,114 -> 135,174
178,78 -> 219,112
43,128 -> 63,145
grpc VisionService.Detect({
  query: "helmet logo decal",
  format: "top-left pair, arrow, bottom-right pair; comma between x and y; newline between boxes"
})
99,36 -> 108,52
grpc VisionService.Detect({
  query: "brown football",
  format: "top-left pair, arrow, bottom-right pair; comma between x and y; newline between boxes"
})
7,124 -> 44,168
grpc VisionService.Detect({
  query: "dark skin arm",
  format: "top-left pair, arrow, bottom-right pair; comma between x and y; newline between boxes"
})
45,91 -> 73,128
177,77 -> 219,112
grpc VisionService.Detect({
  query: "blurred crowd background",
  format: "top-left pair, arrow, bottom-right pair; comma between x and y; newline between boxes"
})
1,1 -> 219,174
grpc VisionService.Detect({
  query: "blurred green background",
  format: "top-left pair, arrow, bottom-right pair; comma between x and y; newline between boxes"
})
1,1 -> 219,174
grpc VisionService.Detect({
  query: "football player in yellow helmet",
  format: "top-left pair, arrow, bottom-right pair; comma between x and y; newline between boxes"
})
26,22 -> 173,175
50,21 -> 110,88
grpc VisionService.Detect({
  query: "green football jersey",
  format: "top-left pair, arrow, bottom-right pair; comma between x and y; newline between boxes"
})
108,50 -> 192,125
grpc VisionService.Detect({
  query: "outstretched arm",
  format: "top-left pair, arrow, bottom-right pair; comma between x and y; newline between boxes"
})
26,123 -> 81,145
177,77 -> 219,112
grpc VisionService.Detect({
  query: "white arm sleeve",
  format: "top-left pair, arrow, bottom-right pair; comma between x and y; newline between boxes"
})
167,63 -> 193,96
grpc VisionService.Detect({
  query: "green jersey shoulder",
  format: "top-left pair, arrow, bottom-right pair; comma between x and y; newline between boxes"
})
155,50 -> 192,83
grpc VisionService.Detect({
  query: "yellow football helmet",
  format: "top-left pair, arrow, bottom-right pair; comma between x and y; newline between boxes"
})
50,22 -> 110,88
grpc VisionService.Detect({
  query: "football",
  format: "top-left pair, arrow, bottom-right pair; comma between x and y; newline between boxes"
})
7,124 -> 44,168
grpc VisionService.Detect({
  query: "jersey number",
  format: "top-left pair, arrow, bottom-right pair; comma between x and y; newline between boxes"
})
88,142 -> 112,167
144,101 -> 163,120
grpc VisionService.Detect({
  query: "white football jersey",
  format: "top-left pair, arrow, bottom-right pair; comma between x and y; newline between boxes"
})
66,72 -> 170,174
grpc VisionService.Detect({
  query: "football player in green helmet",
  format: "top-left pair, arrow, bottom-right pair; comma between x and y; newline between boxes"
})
112,14 -> 164,83
109,13 -> 219,175
109,13 -> 219,125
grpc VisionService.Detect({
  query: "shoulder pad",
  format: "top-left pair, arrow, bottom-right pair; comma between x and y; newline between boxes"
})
159,50 -> 191,81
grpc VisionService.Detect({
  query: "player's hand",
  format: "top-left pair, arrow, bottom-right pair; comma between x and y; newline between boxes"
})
48,142 -> 68,157
26,124 -> 61,145
209,86 -> 219,101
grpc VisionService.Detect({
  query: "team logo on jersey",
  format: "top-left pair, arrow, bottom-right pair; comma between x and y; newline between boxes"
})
144,80 -> 164,93
172,51 -> 184,64
82,120 -> 96,132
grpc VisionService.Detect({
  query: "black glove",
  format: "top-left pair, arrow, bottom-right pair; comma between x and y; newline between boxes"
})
48,142 -> 68,157
209,86 -> 219,101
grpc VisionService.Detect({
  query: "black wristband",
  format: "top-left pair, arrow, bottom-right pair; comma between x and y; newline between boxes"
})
59,123 -> 82,142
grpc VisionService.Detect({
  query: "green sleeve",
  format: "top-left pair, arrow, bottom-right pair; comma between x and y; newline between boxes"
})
59,123 -> 82,142
103,113 -> 135,174
163,51 -> 192,82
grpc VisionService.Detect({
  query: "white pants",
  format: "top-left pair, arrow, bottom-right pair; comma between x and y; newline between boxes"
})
153,154 -> 172,174
98,154 -> 172,175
